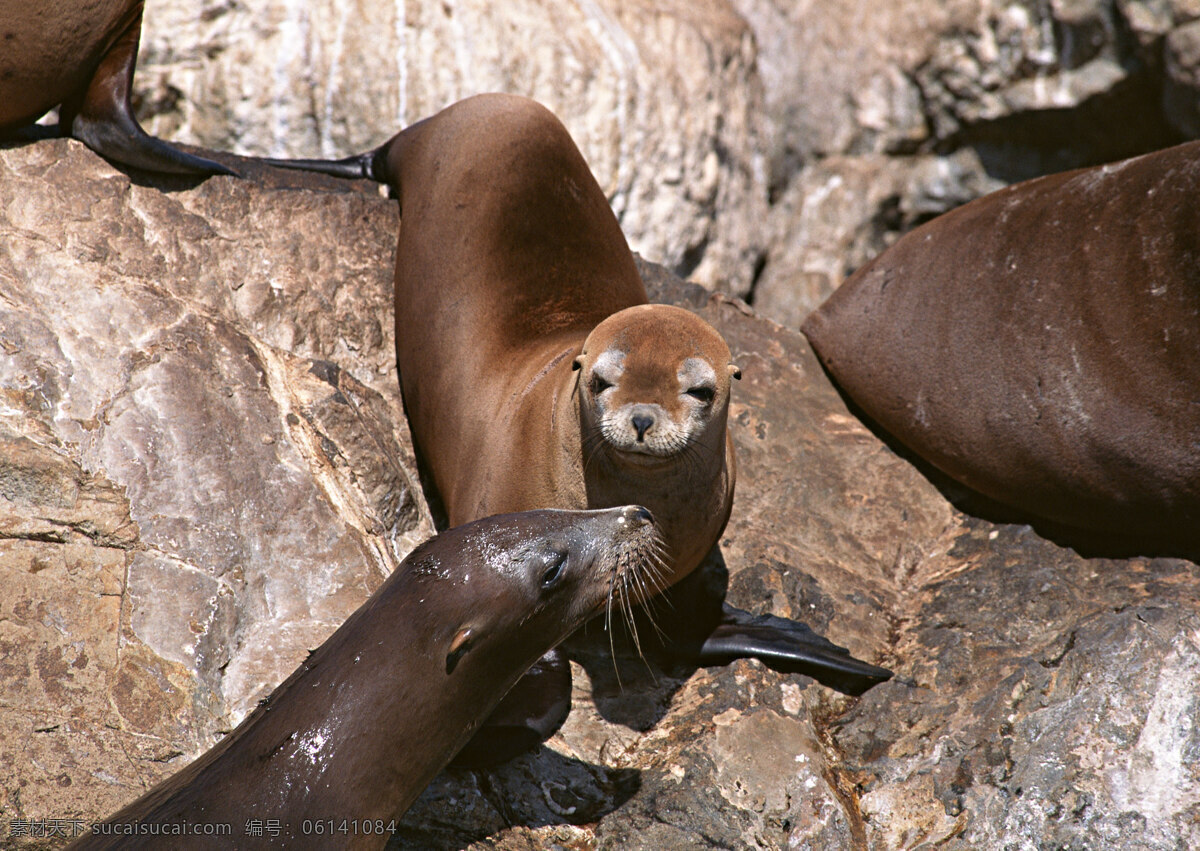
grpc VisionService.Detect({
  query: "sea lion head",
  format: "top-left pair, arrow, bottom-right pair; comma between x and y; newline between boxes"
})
573,304 -> 741,465
411,506 -> 662,676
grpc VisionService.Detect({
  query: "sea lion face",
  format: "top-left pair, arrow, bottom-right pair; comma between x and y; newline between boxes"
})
415,506 -> 662,675
574,304 -> 740,464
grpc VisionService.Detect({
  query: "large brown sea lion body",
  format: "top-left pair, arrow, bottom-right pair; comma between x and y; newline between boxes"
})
383,96 -> 733,588
0,0 -> 234,176
802,142 -> 1200,552
71,507 -> 660,850
268,93 -> 891,763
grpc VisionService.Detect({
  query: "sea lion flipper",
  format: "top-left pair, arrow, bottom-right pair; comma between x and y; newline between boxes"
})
260,151 -> 384,181
695,606 -> 893,696
71,108 -> 238,177
62,5 -> 237,177
449,647 -> 573,769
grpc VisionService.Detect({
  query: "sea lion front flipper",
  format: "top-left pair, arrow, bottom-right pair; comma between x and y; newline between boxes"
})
62,4 -> 237,177
449,647 -> 573,769
649,546 -> 892,696
695,606 -> 893,696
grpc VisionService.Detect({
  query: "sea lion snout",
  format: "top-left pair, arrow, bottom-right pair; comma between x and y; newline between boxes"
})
631,407 -> 657,441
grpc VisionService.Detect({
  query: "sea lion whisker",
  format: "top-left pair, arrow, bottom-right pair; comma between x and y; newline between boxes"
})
618,570 -> 649,662
624,564 -> 673,653
640,546 -> 674,602
580,429 -> 611,474
679,440 -> 712,480
626,612 -> 650,668
634,589 -> 672,647
605,592 -> 626,689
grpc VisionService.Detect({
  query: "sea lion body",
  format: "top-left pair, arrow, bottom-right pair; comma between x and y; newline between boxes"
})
72,507 -> 659,849
0,1 -> 129,129
0,0 -> 234,175
264,95 -> 890,761
383,94 -> 736,593
802,142 -> 1200,549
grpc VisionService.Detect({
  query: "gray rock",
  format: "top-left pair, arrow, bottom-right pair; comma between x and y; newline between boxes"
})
739,0 -> 1199,326
841,530 -> 1200,849
1165,20 -> 1200,135
749,150 -> 1005,328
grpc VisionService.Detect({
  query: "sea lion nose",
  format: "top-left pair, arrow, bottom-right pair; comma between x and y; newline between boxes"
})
621,505 -> 655,526
631,413 -> 654,441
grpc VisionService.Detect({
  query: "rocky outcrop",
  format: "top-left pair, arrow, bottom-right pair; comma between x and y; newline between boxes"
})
134,0 -> 770,299
2,140 -> 1196,849
0,141 -> 431,843
130,1 -> 1200,332
734,0 -> 1199,326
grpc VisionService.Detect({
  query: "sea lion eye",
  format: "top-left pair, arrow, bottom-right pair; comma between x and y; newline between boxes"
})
541,553 -> 568,588
590,374 -> 613,395
686,386 -> 715,404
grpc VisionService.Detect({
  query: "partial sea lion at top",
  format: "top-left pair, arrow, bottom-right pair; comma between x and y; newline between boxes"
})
803,141 -> 1200,557
264,93 -> 892,764
0,1 -> 235,177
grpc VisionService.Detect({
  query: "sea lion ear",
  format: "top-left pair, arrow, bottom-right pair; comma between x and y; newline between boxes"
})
572,356 -> 583,372
445,627 -> 475,674
728,364 -> 742,381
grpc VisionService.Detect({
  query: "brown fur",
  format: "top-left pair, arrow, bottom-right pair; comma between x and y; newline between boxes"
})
0,0 -> 134,129
0,0 -> 234,175
803,142 -> 1200,548
385,93 -> 739,592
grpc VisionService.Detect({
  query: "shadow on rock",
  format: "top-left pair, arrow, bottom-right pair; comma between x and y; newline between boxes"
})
565,545 -> 738,733
819,361 -> 1200,564
393,747 -> 640,849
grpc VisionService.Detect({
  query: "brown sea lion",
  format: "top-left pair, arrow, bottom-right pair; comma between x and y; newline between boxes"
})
70,507 -> 660,850
0,0 -> 235,176
271,92 -> 895,721
802,142 -> 1200,552
266,93 -> 891,763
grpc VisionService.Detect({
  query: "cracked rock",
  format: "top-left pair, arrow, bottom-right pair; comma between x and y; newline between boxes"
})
0,140 -> 431,844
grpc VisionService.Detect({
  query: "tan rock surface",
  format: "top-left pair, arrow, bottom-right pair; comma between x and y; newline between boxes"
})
2,135 -> 1197,850
0,140 -> 430,847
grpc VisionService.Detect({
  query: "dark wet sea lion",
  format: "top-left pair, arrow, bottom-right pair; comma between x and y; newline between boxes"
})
265,93 -> 891,763
0,0 -> 235,176
70,506 -> 660,850
802,142 -> 1200,551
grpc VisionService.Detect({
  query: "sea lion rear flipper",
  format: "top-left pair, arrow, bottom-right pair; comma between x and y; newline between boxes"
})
63,5 -> 237,177
695,606 -> 893,696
